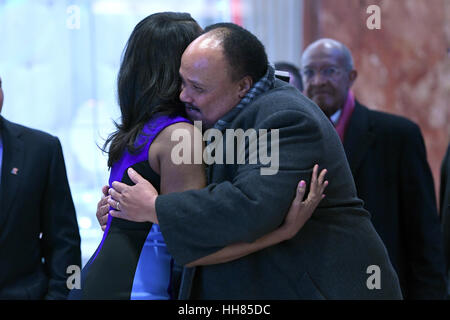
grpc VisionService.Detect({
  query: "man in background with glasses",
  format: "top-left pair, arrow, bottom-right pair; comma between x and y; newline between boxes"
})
300,38 -> 447,299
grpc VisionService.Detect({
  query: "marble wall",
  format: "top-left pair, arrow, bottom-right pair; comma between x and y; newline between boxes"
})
304,0 -> 450,206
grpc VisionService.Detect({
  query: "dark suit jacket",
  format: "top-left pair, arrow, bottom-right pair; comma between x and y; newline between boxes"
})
156,80 -> 402,299
440,143 -> 450,294
0,116 -> 81,299
343,102 -> 447,299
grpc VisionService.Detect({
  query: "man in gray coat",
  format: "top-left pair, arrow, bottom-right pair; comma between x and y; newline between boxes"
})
108,23 -> 402,299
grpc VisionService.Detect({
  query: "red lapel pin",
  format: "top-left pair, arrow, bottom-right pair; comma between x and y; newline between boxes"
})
11,168 -> 19,175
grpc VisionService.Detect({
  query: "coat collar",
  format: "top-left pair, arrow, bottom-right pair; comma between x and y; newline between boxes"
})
0,116 -> 24,228
342,101 -> 376,175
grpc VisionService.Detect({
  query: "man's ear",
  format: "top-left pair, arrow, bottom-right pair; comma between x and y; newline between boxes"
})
349,70 -> 358,86
237,76 -> 253,98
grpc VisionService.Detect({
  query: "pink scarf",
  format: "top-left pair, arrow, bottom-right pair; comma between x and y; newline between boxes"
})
334,90 -> 355,142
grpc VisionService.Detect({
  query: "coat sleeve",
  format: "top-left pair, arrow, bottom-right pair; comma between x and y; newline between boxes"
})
40,137 -> 81,300
156,109 -> 326,265
399,123 -> 447,299
440,144 -> 450,285
440,144 -> 450,217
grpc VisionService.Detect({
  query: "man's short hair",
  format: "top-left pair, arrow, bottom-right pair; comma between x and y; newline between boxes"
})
302,38 -> 355,72
204,23 -> 268,83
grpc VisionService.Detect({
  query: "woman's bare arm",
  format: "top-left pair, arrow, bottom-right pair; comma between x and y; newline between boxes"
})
185,165 -> 328,267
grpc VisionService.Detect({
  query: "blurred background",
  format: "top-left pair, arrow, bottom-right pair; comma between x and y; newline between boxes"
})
0,0 -> 448,266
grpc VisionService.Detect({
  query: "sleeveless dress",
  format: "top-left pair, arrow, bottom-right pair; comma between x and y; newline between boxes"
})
69,114 -> 191,300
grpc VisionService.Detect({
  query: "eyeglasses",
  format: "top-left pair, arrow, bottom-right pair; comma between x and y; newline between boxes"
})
301,66 -> 344,81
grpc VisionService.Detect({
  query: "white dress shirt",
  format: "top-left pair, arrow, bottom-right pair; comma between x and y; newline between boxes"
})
329,108 -> 342,126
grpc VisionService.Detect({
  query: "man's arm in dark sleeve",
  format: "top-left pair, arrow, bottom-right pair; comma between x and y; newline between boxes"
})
40,137 -> 81,299
400,123 -> 447,299
156,109 -> 325,265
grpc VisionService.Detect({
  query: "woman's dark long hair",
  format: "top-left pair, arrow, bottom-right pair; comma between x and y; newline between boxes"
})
103,12 -> 202,168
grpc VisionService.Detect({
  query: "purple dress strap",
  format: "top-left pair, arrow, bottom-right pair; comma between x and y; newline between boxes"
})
108,115 -> 192,186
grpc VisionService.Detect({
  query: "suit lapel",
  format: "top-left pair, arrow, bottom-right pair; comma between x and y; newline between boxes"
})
0,117 -> 24,228
343,102 -> 376,175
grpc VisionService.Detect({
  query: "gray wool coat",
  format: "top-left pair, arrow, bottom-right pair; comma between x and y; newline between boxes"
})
156,80 -> 403,299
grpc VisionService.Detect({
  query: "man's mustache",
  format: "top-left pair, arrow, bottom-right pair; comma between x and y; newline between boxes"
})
185,103 -> 201,112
